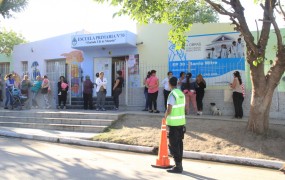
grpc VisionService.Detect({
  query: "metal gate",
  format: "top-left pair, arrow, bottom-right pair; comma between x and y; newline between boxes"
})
0,63 -> 10,76
46,59 -> 70,105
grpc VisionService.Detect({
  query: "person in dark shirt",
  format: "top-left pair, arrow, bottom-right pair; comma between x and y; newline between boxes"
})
0,74 -> 3,102
181,73 -> 198,115
142,71 -> 151,111
112,70 -> 124,110
83,75 -> 94,110
57,76 -> 69,109
195,74 -> 206,115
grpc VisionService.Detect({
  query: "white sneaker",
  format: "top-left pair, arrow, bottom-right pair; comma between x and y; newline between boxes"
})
46,105 -> 51,109
197,111 -> 203,115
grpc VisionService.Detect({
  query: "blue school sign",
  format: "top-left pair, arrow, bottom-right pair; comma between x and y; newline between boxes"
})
168,32 -> 246,86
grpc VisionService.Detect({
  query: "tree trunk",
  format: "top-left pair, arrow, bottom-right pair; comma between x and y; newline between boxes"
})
247,91 -> 272,134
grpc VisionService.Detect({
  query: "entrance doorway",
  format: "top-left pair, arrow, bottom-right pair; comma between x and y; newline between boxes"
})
94,58 -> 112,96
93,57 -> 126,97
112,56 -> 126,92
46,59 -> 69,105
112,56 -> 126,106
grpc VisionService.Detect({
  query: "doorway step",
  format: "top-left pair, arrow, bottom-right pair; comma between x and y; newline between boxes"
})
68,97 -> 115,110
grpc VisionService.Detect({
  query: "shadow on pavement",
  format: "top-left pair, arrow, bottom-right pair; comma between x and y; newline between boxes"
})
182,171 -> 217,180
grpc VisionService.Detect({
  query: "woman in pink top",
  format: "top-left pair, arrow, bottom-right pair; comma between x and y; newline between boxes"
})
146,70 -> 160,113
230,71 -> 244,119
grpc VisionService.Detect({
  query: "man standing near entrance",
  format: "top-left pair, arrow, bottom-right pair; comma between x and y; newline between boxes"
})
164,76 -> 186,173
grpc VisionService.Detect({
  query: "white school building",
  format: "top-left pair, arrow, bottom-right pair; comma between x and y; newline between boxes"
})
10,23 -> 285,119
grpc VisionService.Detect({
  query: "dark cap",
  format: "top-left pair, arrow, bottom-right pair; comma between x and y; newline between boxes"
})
169,77 -> 178,86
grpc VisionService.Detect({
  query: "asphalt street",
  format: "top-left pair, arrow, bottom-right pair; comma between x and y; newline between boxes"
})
0,136 -> 283,180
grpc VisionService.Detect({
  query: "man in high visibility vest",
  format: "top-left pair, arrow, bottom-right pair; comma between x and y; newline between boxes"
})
164,77 -> 186,173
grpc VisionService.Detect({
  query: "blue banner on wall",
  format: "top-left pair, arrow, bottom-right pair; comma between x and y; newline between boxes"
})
169,32 -> 246,86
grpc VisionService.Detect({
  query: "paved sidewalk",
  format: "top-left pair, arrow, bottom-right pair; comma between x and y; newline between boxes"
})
0,126 -> 97,139
2,137 -> 284,180
0,124 -> 284,171
0,109 -> 284,171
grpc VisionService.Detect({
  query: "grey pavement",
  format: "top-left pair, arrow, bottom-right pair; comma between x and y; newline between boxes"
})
0,109 -> 284,171
0,136 -> 284,180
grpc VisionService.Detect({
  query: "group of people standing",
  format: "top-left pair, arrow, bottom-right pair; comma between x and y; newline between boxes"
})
1,74 -> 53,109
29,75 -> 68,110
164,71 -> 244,173
142,69 -> 244,118
1,70 -> 125,111
82,70 -> 124,111
143,70 -> 206,115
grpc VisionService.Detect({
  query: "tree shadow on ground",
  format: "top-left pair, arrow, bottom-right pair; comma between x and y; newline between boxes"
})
106,114 -> 285,161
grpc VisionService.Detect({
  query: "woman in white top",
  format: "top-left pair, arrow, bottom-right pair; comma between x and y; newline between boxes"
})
177,72 -> 185,90
95,72 -> 107,111
230,71 -> 244,119
41,75 -> 51,109
161,71 -> 173,111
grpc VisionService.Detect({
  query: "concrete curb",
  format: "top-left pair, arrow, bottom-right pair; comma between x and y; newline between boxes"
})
0,130 -> 284,170
183,151 -> 284,170
0,130 -> 154,154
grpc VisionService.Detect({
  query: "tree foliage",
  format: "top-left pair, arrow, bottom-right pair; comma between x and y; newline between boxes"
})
94,0 -> 218,49
0,0 -> 28,18
0,28 -> 27,56
94,0 -> 285,134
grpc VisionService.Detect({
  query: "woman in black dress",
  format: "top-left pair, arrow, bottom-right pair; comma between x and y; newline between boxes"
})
58,76 -> 68,109
196,74 -> 206,115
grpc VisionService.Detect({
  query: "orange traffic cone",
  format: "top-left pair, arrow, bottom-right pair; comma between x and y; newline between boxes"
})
151,118 -> 173,169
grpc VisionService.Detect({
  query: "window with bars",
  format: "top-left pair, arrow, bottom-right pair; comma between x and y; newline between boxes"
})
22,61 -> 28,73
0,63 -> 10,76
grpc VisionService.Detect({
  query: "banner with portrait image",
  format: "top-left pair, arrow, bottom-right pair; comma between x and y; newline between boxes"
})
127,54 -> 140,88
169,32 -> 246,87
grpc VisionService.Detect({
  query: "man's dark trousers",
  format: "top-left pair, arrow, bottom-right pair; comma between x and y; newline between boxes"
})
168,125 -> 184,165
163,89 -> 171,110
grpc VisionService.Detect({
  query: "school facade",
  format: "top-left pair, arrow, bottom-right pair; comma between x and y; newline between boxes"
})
10,23 -> 285,119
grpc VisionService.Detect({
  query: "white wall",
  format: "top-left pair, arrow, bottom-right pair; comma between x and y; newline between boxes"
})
12,33 -> 78,77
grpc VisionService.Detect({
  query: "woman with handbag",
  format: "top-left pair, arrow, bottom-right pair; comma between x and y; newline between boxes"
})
41,75 -> 51,109
57,76 -> 69,109
230,71 -> 244,119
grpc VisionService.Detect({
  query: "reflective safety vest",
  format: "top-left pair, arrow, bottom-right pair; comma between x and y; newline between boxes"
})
166,89 -> 186,126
